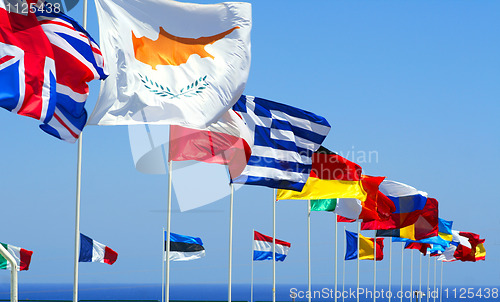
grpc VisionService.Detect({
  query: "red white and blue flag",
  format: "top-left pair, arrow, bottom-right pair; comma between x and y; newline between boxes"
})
0,0 -> 107,142
253,230 -> 291,262
79,233 -> 118,265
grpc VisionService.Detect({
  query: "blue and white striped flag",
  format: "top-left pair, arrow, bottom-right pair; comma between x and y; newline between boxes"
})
232,95 -> 330,191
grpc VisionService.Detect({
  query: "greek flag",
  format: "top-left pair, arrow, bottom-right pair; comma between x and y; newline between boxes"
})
232,95 -> 330,191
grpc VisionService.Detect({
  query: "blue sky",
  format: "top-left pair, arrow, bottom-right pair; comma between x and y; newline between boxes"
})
0,0 -> 499,293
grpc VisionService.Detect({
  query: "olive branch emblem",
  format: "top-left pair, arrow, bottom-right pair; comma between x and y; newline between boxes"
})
139,74 -> 209,99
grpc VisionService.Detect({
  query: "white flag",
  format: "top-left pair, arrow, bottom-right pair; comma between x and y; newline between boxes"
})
89,0 -> 251,128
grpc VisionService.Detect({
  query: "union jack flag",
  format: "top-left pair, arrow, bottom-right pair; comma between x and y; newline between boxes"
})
0,0 -> 107,142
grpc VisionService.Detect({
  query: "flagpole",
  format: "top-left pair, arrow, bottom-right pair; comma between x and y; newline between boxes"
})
373,235 -> 377,302
251,229 -> 254,302
410,249 -> 413,302
162,227 -> 165,302
165,160 -> 172,302
439,262 -> 443,302
342,226 -> 346,302
0,243 -> 17,302
73,2 -> 87,302
388,240 -> 392,302
335,214 -> 338,302
400,243 -> 404,302
73,135 -> 82,302
433,258 -> 437,302
357,221 -> 360,302
307,200 -> 311,302
427,255 -> 431,302
228,183 -> 234,302
419,252 -> 422,300
272,189 -> 276,302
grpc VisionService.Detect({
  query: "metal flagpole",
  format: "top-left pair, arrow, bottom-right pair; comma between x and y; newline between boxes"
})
342,226 -> 346,302
410,250 -> 413,302
162,228 -> 165,302
433,258 -> 437,302
273,189 -> 276,302
308,200 -> 311,302
73,136 -> 83,302
0,244 -> 18,302
357,221 -> 360,302
165,160 -> 173,302
251,229 -> 254,302
427,255 -> 431,302
439,262 -> 443,302
373,235 -> 377,302
400,243 -> 404,302
228,184 -> 234,302
388,240 -> 392,302
419,253 -> 422,301
335,214 -> 338,302
73,3 -> 87,302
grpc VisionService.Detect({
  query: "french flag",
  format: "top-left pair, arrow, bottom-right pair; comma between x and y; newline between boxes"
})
253,231 -> 291,262
79,234 -> 118,265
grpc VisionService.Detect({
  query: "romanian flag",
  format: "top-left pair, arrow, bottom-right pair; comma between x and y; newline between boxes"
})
277,147 -> 367,201
376,197 -> 439,241
344,230 -> 384,261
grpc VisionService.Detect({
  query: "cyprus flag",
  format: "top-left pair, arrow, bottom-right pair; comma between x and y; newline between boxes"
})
89,0 -> 251,128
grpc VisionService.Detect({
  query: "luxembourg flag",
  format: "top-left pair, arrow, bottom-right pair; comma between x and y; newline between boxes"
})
253,231 -> 291,261
79,234 -> 118,265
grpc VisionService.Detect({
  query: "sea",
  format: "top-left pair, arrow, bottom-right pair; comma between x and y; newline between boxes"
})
0,284 -> 497,302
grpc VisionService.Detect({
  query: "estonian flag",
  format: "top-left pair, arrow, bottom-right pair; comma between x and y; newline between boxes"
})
166,232 -> 205,261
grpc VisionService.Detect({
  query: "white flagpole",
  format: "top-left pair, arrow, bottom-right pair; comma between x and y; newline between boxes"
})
410,249 -> 413,302
373,235 -> 377,302
307,200 -> 311,302
73,3 -> 87,302
357,221 -> 360,302
73,136 -> 82,302
335,214 -> 338,302
427,255 -> 431,302
400,243 -> 404,302
388,240 -> 392,302
439,262 -> 443,302
251,229 -> 254,302
165,160 -> 173,302
272,189 -> 276,302
419,252 -> 422,300
228,184 -> 234,302
162,228 -> 165,302
0,243 -> 18,302
433,257 -> 437,302
342,226 -> 346,302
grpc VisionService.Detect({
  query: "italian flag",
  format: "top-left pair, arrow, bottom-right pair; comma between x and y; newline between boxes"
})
0,243 -> 33,271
